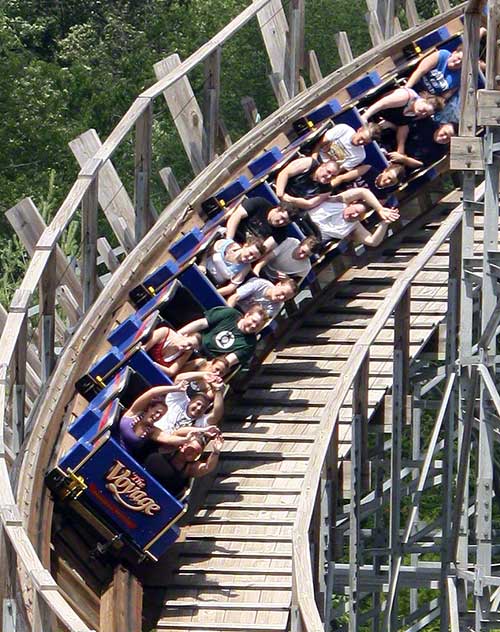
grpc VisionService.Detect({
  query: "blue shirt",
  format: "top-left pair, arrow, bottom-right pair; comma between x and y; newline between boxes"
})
418,49 -> 460,95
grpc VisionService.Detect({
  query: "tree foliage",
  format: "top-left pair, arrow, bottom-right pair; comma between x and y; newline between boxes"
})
0,0 -> 445,306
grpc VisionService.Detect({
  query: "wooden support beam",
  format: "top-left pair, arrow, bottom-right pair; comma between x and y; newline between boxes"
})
203,47 -> 222,164
6,198 -> 83,326
285,0 -> 305,98
97,238 -> 121,273
436,0 -> 451,12
100,565 -> 142,632
269,72 -> 290,106
154,54 -> 205,174
254,0 -> 288,77
0,305 -> 40,401
134,102 -> 154,242
477,89 -> 500,126
69,130 -> 136,252
39,250 -> 56,383
81,176 -> 99,311
241,96 -> 261,128
365,10 -> 385,47
218,118 -> 233,148
159,167 -> 182,201
450,136 -> 484,170
387,288 -> 411,628
334,32 -> 354,66
308,50 -> 323,84
405,0 -> 420,27
10,289 -> 30,454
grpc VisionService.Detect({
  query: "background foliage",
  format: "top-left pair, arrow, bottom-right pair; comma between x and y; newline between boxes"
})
0,0 -> 458,305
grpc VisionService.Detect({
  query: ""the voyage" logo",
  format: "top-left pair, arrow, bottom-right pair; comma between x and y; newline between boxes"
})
105,460 -> 161,515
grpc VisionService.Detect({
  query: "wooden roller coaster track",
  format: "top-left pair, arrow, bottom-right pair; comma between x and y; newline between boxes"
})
2,1 -> 499,631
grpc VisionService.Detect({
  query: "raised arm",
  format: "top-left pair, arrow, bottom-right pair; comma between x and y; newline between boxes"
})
350,221 -> 391,248
178,318 -> 209,336
388,151 -> 424,169
340,188 -> 400,222
396,125 -> 409,155
253,249 -> 275,276
187,435 -> 224,478
406,51 -> 439,89
207,383 -> 225,426
331,164 -> 370,189
128,384 -> 182,415
362,88 -> 412,122
225,204 -> 248,240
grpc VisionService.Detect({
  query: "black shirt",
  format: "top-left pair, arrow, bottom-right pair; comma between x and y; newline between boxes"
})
285,158 -> 332,199
238,197 -> 289,244
406,119 -> 447,166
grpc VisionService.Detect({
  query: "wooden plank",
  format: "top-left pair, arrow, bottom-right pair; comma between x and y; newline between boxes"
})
6,198 -> 83,324
159,167 -> 182,201
307,50 -> 323,84
100,565 -> 142,632
81,177 -> 99,310
254,0 -> 288,77
39,250 -> 56,382
154,54 -> 206,174
450,136 -> 484,171
134,102 -> 154,241
334,32 -> 354,65
10,289 -> 29,455
96,237 -> 120,273
203,47 -> 222,163
68,130 -> 135,252
269,73 -> 290,107
477,89 -> 500,126
241,97 -> 260,128
365,9 -> 384,47
0,305 -> 40,401
404,0 -> 420,27
284,0 -> 305,98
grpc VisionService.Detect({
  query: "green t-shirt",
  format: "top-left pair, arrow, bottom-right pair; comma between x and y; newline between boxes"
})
201,307 -> 257,364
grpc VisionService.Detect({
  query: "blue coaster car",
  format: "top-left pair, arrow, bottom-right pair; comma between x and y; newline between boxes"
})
46,407 -> 186,562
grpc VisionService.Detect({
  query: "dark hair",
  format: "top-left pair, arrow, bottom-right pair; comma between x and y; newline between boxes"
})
426,95 -> 445,112
276,276 -> 299,295
300,235 -> 320,252
244,303 -> 269,322
278,200 -> 299,217
244,235 -> 267,255
364,122 -> 382,141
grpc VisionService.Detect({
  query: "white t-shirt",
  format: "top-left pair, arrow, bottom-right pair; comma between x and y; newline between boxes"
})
154,391 -> 209,433
308,200 -> 359,240
236,277 -> 282,318
264,237 -> 311,282
320,124 -> 366,170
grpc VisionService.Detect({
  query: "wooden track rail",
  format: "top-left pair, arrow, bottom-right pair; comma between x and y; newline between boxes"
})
0,2 -> 472,631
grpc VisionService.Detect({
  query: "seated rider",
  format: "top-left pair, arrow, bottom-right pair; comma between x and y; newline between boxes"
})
406,47 -> 462,98
226,196 -> 295,253
205,235 -> 266,296
253,236 -> 318,283
154,377 -> 225,434
227,276 -> 298,319
312,122 -> 381,189
144,325 -> 201,378
118,383 -> 205,460
362,87 -> 445,157
382,118 -> 455,171
177,304 -> 269,368
275,157 -> 339,210
143,426 -> 224,498
307,187 -> 399,247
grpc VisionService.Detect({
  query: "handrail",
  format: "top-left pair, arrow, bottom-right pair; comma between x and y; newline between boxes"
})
293,181 -> 486,631
0,2 -> 466,630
